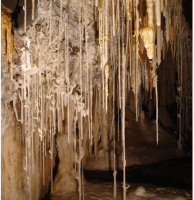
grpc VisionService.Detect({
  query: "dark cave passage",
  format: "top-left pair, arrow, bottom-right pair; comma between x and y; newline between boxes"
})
84,157 -> 192,191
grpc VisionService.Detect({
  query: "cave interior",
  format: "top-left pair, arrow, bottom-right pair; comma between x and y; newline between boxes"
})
1,0 -> 193,199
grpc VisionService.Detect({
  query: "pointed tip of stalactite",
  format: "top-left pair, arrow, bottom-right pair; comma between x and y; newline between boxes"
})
32,11 -> 34,20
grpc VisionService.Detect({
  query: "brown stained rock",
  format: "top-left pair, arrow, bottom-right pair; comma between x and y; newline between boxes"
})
139,48 -> 147,65
1,4 -> 14,79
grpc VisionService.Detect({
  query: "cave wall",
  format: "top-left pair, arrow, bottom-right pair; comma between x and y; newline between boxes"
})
1,102 -> 28,200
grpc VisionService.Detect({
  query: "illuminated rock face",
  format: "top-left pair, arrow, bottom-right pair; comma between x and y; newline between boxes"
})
140,27 -> 154,59
1,102 -> 27,200
1,0 -> 192,199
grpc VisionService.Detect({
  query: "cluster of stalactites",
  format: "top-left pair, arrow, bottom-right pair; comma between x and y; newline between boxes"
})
96,0 -> 162,145
92,0 -> 191,196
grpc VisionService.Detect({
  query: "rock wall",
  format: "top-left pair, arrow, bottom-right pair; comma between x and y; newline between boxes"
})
1,100 -> 52,200
1,101 -> 27,200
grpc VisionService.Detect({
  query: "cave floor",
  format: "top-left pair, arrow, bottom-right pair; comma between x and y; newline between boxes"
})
52,180 -> 192,200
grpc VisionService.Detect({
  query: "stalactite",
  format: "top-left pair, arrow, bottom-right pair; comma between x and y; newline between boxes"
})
118,33 -> 121,109
93,88 -> 99,159
155,76 -> 159,145
32,0 -> 35,20
154,0 -> 161,65
129,0 -> 133,77
112,0 -> 115,36
90,65 -> 93,146
135,0 -> 139,121
49,0 -> 52,46
157,25 -> 161,65
79,0 -> 83,141
113,57 -> 117,198
101,92 -> 108,152
122,46 -> 127,200
24,0 -> 27,33
117,82 -> 120,143
105,0 -> 109,113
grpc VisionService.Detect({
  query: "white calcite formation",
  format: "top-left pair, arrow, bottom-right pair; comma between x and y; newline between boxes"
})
140,27 -> 154,59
